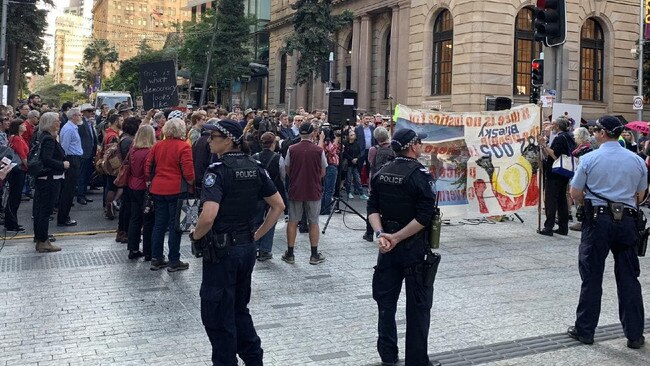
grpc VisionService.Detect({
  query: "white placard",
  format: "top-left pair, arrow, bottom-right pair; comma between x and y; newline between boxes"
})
343,98 -> 354,106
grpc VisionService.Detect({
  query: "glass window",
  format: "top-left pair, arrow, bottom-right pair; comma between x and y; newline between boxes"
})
513,7 -> 542,95
431,10 -> 453,95
580,18 -> 604,101
279,54 -> 287,104
384,31 -> 391,99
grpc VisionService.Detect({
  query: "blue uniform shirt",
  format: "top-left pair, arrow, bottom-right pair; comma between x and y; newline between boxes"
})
571,141 -> 647,207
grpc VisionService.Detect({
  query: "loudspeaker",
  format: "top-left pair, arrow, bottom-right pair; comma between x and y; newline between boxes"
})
320,61 -> 330,83
494,97 -> 512,111
328,89 -> 357,127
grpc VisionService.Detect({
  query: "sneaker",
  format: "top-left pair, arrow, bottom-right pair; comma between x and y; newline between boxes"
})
128,250 -> 144,260
281,251 -> 295,264
167,261 -> 189,272
348,193 -> 354,199
359,194 -> 369,200
257,251 -> 273,262
309,253 -> 326,265
150,259 -> 169,271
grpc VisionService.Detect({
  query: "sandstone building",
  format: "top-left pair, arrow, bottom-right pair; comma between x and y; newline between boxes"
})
267,0 -> 642,121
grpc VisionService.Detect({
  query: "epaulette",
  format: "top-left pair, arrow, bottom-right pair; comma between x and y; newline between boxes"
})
208,161 -> 223,168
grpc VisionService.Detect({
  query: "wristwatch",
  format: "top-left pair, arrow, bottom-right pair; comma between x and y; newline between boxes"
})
375,230 -> 384,238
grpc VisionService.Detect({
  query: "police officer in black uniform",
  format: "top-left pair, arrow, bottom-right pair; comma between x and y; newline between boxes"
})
367,128 -> 441,366
567,115 -> 646,349
190,120 -> 285,366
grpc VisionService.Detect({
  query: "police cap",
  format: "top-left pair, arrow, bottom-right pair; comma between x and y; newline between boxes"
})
391,128 -> 427,151
595,115 -> 625,137
204,119 -> 244,142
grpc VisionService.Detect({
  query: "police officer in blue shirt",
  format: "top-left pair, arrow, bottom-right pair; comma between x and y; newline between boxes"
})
190,120 -> 285,366
568,115 -> 646,349
367,128 -> 441,366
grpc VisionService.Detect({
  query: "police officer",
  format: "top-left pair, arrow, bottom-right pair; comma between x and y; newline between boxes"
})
367,128 -> 441,366
190,119 -> 285,365
568,115 -> 646,349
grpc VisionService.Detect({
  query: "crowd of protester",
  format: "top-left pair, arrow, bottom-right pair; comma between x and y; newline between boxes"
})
0,94 -> 394,269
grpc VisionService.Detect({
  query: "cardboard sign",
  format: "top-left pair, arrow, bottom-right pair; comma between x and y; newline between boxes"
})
139,60 -> 179,110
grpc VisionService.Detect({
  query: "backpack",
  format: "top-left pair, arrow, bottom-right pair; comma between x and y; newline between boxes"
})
101,136 -> 125,176
27,132 -> 46,176
372,144 -> 395,175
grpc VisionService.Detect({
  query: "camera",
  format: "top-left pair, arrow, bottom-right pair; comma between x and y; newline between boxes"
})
321,122 -> 336,142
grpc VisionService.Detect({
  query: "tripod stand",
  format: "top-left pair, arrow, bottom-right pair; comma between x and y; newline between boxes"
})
321,127 -> 368,234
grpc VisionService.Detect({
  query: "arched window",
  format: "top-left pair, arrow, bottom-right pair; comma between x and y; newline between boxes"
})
580,18 -> 604,101
279,54 -> 287,104
384,31 -> 391,99
513,7 -> 542,95
431,10 -> 453,95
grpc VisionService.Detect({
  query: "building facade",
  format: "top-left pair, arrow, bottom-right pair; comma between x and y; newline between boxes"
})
92,0 -> 191,64
53,12 -> 92,89
268,0 -> 642,121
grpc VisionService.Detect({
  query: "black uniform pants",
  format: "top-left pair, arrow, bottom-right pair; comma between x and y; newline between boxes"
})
574,211 -> 645,341
4,169 -> 26,229
34,178 -> 62,242
543,175 -> 570,231
372,240 -> 433,366
200,242 -> 263,366
57,156 -> 80,224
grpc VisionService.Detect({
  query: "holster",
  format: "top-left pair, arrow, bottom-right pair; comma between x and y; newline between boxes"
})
607,202 -> 625,222
636,210 -> 649,257
407,251 -> 441,287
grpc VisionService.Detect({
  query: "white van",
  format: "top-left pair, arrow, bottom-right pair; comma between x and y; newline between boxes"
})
94,91 -> 133,111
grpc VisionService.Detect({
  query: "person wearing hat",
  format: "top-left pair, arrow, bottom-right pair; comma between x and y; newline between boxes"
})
366,128 -> 441,366
240,108 -> 255,130
118,104 -> 134,118
77,103 -> 98,205
538,116 -> 576,236
567,115 -> 647,349
190,119 -> 284,365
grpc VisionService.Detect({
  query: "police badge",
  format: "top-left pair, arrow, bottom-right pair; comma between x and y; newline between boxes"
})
204,173 -> 216,188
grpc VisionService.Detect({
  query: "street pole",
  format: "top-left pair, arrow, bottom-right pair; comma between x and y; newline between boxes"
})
199,15 -> 218,107
0,0 -> 8,104
638,0 -> 645,121
555,45 -> 563,103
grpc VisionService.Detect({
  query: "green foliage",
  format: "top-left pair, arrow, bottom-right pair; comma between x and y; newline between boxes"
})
4,0 -> 52,75
32,74 -> 56,94
179,4 -> 253,89
81,38 -> 119,89
59,91 -> 89,105
73,63 -> 96,90
36,83 -> 75,107
282,0 -> 353,85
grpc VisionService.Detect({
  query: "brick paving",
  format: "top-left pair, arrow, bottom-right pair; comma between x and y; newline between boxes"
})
0,202 -> 649,365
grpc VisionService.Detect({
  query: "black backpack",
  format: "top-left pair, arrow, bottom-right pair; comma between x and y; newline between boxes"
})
27,132 -> 46,176
372,144 -> 396,175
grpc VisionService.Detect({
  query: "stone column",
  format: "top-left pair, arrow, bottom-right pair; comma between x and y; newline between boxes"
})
395,3 -> 410,105
358,14 -> 372,112
350,17 -> 361,92
389,6 -> 399,101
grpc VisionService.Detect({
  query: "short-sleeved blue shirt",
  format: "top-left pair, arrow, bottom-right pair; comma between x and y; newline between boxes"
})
571,141 -> 647,207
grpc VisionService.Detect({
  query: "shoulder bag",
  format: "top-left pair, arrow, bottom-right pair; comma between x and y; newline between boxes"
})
551,134 -> 578,178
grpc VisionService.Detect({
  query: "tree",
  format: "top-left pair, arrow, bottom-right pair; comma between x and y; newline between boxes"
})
179,4 -> 253,91
1,0 -> 53,105
82,39 -> 119,89
36,83 -> 75,107
282,0 -> 353,85
73,63 -> 95,91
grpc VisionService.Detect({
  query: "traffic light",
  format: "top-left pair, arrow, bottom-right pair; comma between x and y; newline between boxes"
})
530,86 -> 540,104
534,0 -> 566,47
531,59 -> 544,87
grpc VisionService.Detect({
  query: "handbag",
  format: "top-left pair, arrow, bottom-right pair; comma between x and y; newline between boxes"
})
551,134 -> 578,178
114,147 -> 132,187
175,197 -> 200,232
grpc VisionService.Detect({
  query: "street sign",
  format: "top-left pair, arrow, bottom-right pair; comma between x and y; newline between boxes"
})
633,95 -> 644,110
540,95 -> 554,108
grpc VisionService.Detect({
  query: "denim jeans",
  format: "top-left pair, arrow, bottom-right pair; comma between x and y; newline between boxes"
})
345,167 -> 363,195
151,193 -> 187,263
320,165 -> 338,214
254,201 -> 275,253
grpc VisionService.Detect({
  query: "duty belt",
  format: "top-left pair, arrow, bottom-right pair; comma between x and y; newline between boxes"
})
593,206 -> 637,218
214,231 -> 254,246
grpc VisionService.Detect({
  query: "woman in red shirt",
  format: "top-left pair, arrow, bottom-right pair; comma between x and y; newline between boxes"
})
102,114 -> 122,219
145,118 -> 195,272
5,119 -> 28,231
126,124 -> 156,260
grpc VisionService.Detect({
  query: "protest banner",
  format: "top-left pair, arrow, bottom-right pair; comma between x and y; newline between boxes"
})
139,60 -> 179,110
394,104 -> 541,217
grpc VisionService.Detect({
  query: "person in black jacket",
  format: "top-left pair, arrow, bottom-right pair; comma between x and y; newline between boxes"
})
33,112 -> 69,252
193,119 -> 218,198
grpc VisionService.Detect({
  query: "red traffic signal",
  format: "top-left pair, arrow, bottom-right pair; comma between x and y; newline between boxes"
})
531,59 -> 544,87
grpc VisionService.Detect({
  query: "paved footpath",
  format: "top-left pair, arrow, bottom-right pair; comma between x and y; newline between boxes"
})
0,204 -> 648,366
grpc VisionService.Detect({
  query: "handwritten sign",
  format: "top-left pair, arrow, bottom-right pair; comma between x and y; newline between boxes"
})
139,60 -> 179,110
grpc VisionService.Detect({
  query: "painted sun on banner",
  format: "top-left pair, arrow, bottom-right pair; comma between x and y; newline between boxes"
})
394,104 -> 541,217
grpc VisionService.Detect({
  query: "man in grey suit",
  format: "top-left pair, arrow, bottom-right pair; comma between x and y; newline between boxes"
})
76,104 -> 97,205
354,113 -> 376,180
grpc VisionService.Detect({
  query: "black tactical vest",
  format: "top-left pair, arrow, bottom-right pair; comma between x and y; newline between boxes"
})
377,158 -> 421,226
215,153 -> 263,229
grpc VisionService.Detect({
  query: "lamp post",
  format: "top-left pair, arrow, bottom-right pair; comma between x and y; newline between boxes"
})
286,86 -> 294,114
